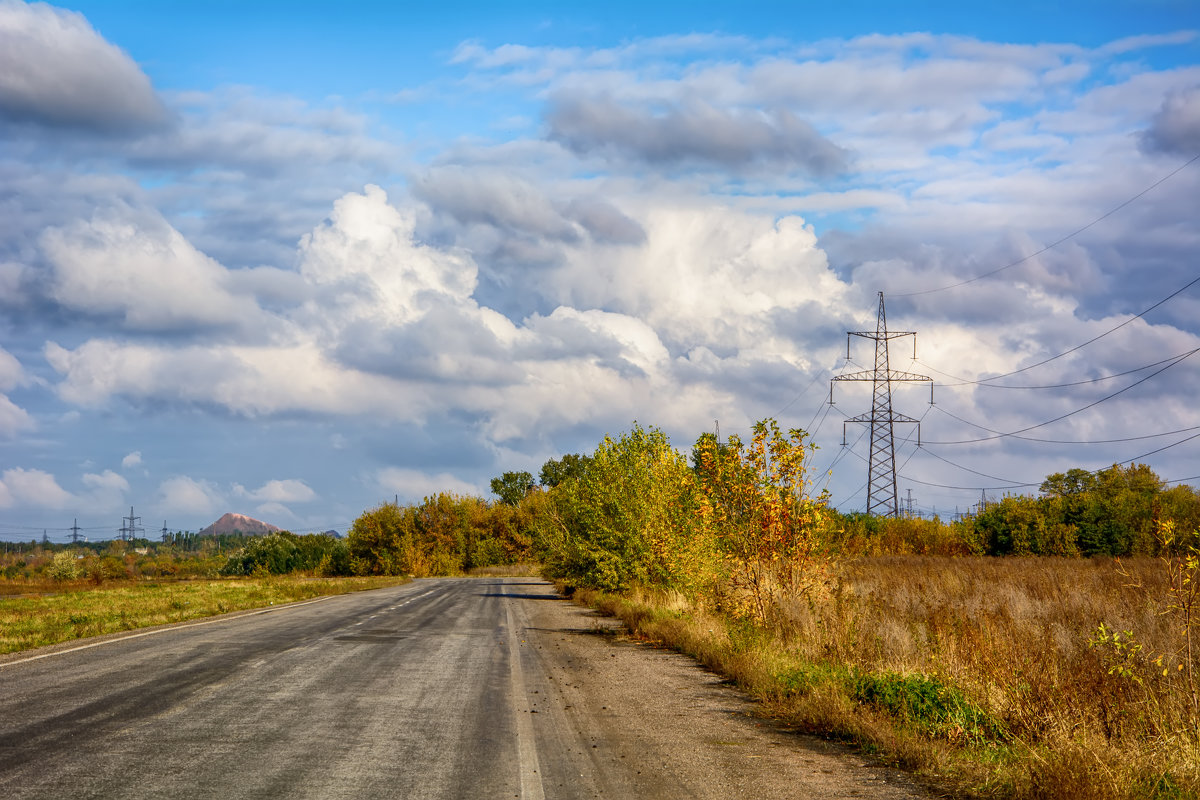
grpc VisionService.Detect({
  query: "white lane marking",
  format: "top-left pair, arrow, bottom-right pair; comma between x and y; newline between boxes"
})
337,586 -> 440,636
506,598 -> 546,800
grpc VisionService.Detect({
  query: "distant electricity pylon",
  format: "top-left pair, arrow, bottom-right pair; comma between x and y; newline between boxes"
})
120,506 -> 144,542
830,292 -> 932,517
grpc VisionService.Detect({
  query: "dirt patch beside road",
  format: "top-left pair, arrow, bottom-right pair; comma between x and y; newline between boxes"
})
518,583 -> 931,799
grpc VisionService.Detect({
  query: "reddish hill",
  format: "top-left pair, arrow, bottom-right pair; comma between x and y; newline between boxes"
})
198,512 -> 280,537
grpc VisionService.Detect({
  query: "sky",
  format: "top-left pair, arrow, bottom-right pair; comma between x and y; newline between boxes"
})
2,0 -> 1200,542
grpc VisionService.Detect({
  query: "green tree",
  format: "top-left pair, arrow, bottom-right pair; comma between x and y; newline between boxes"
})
538,454 -> 592,487
1040,467 -> 1096,498
347,503 -> 413,575
221,532 -> 301,575
490,471 -> 535,506
537,423 -> 712,592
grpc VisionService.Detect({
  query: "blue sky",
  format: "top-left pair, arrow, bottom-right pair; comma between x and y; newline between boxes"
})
2,0 -> 1199,540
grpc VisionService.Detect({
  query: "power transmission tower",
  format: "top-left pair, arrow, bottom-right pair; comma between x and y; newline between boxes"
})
161,521 -> 169,543
830,292 -> 932,517
70,518 -> 81,544
121,506 -> 144,542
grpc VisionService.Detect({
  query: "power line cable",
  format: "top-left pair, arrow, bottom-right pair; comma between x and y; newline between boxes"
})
891,153 -> 1200,298
919,272 -> 1200,386
929,404 -> 1200,445
912,447 -> 1037,488
924,346 -> 1200,444
1115,429 -> 1200,466
898,474 -> 1022,492
915,345 -> 1200,389
901,426 -> 1200,495
774,367 -> 832,418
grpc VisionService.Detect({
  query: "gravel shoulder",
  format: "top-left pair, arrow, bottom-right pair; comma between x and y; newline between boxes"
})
514,581 -> 932,799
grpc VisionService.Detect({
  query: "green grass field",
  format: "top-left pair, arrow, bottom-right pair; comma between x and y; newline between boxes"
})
0,576 -> 410,655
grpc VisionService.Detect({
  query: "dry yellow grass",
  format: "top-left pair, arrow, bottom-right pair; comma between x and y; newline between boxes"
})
572,556 -> 1200,799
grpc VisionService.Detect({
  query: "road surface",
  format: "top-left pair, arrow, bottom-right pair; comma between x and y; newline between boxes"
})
0,578 -> 927,799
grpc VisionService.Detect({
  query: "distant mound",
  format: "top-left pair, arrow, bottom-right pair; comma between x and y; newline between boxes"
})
199,512 -> 280,537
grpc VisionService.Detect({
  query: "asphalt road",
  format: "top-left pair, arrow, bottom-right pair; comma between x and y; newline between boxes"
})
0,578 -> 928,799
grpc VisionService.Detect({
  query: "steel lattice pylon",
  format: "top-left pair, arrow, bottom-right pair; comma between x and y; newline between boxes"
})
830,292 -> 932,517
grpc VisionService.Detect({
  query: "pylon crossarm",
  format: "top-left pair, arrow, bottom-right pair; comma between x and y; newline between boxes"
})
832,370 -> 876,382
850,330 -> 915,340
834,370 -> 929,383
884,370 -> 932,383
845,411 -> 919,424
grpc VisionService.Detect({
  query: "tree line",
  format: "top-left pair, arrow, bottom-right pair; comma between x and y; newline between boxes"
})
21,422 -> 1189,585
346,422 -> 1200,587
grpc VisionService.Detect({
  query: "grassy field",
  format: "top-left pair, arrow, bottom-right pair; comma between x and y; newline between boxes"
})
571,555 -> 1200,799
0,575 -> 410,656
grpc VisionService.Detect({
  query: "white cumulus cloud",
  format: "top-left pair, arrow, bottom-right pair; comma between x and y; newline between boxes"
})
234,479 -> 317,503
156,475 -> 223,516
377,468 -> 481,502
0,467 -> 74,509
40,203 -> 268,331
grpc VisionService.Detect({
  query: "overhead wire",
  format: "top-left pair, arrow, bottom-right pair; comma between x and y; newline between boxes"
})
773,367 -> 830,418
915,345 -> 1200,389
891,152 -> 1200,298
923,346 -> 1200,444
928,405 -> 1200,445
810,155 -> 1200,505
1115,429 -> 1200,466
909,447 -> 1037,489
897,429 -> 1200,494
926,272 -> 1200,387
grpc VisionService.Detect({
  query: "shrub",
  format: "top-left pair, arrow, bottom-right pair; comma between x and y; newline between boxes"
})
46,551 -> 79,582
221,532 -> 350,576
538,423 -> 714,592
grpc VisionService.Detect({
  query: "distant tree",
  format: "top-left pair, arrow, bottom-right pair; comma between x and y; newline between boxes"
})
220,531 -> 350,576
491,471 -> 535,505
1040,468 -> 1096,498
538,455 -> 591,488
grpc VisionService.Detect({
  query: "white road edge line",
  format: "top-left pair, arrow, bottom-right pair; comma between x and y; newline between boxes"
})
506,594 -> 546,800
0,594 -> 340,669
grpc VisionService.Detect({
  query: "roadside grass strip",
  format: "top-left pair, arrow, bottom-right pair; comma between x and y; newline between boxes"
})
569,584 -> 1200,800
0,576 -> 410,655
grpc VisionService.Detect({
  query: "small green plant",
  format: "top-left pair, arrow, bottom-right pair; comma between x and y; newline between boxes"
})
1088,622 -> 1147,684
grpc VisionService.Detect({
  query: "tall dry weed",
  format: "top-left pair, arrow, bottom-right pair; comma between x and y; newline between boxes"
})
582,556 -> 1199,798
765,555 -> 1197,796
